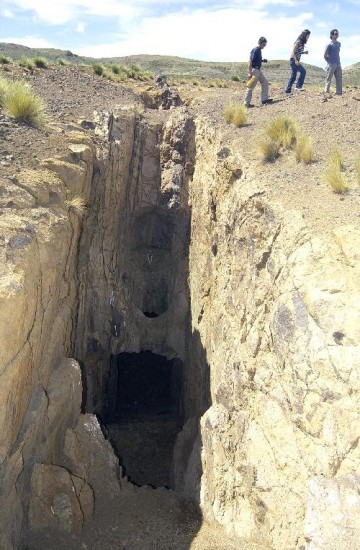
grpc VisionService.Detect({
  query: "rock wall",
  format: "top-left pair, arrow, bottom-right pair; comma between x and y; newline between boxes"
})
75,106 -> 195,417
184,119 -> 360,549
0,131 -> 97,548
1,103 -> 360,550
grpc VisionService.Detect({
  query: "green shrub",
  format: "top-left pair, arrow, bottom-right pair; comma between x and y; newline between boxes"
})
33,57 -> 48,68
92,63 -> 104,76
18,57 -> 34,70
231,74 -> 240,82
109,64 -> 121,74
4,80 -> 47,127
0,55 -> 10,64
58,59 -> 68,66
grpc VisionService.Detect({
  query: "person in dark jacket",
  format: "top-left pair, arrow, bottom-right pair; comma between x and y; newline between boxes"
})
244,37 -> 273,108
285,29 -> 311,94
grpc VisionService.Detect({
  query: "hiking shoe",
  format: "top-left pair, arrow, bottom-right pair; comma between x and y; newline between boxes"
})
262,98 -> 273,104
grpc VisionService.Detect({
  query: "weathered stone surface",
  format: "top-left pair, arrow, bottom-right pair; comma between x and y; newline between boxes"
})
64,414 -> 129,509
304,474 -> 360,549
0,133 -> 95,548
29,464 -> 94,533
183,120 -> 360,548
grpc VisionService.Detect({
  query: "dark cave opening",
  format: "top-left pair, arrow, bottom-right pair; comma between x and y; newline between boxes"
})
105,351 -> 183,488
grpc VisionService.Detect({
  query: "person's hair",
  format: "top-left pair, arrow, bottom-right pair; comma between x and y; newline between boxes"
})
298,29 -> 311,43
330,29 -> 339,38
258,36 -> 267,45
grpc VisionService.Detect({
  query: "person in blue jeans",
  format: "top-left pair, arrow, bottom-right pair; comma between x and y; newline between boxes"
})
324,29 -> 342,96
285,29 -> 311,94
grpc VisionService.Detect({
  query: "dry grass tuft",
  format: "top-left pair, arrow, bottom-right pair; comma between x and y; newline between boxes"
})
225,102 -> 247,127
355,155 -> 360,185
265,115 -> 298,149
0,76 -> 8,107
65,194 -> 87,215
324,168 -> 348,194
257,138 -> 280,162
232,104 -> 247,127
4,80 -> 47,127
329,146 -> 344,171
295,133 -> 314,164
225,102 -> 235,123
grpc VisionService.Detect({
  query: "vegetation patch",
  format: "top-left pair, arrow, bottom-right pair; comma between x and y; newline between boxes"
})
257,138 -> 281,162
355,155 -> 360,185
265,115 -> 297,149
33,57 -> 48,69
2,78 -> 48,127
295,133 -> 314,164
65,194 -> 87,215
224,102 -> 247,127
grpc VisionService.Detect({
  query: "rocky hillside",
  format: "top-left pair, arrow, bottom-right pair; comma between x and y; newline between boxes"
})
0,41 -> 328,83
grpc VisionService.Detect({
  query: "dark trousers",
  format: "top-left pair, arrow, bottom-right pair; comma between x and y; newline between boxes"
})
285,59 -> 306,92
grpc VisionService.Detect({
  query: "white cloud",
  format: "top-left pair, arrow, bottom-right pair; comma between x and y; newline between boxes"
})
0,35 -> 55,48
2,0 -> 142,24
2,0 -> 309,25
76,21 -> 86,33
1,9 -> 14,17
74,8 -> 313,63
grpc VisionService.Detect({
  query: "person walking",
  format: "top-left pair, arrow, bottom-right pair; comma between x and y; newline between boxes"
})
244,37 -> 273,107
324,29 -> 342,96
285,29 -> 311,94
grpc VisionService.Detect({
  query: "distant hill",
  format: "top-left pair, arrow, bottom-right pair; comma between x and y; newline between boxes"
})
7,41 -> 360,86
343,62 -> 360,86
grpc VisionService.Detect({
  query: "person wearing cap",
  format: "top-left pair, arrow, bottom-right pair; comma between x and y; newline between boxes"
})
284,29 -> 311,94
244,37 -> 273,108
324,29 -> 342,96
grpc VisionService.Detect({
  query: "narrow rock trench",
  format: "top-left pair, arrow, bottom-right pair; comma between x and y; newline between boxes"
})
105,351 -> 183,488
22,105 -> 250,550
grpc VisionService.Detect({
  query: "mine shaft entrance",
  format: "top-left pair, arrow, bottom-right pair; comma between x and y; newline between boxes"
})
105,351 -> 183,488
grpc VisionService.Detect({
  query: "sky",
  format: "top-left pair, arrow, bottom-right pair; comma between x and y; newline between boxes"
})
0,1 -> 360,69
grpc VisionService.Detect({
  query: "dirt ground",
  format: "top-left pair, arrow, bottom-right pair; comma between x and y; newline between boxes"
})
2,64 -> 360,550
1,63 -> 360,237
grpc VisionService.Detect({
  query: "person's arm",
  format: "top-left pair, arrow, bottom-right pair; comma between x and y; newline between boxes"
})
291,41 -> 300,64
248,52 -> 253,76
324,45 -> 329,61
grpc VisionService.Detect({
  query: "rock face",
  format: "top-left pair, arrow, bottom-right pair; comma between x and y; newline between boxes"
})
1,98 -> 360,550
74,106 -> 195,418
0,131 -> 96,548
183,120 -> 360,548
